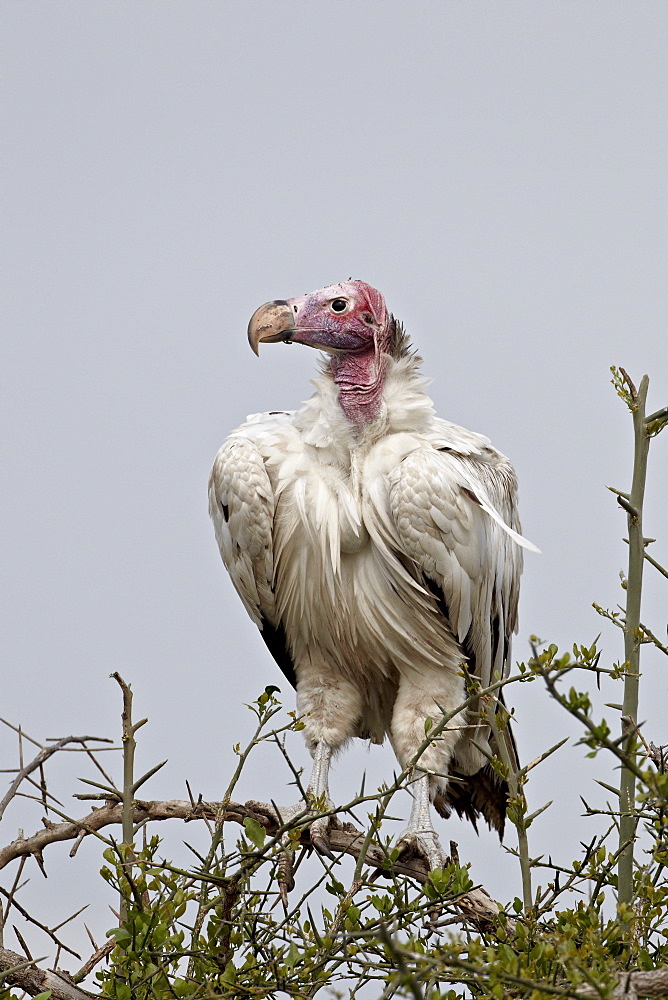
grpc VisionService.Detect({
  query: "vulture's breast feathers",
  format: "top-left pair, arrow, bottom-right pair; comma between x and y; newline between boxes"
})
209,356 -> 533,709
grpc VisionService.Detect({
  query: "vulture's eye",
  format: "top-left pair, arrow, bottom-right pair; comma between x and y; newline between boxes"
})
330,299 -> 348,313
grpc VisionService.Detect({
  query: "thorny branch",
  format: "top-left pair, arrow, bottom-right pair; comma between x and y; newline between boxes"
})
0,882 -> 84,960
0,728 -> 112,823
0,946 -> 96,999
0,796 -> 501,930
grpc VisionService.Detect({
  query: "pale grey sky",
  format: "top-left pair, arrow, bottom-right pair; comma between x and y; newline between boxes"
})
3,0 -> 667,968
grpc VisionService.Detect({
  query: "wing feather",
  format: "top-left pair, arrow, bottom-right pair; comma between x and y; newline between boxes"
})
386,438 -> 533,830
387,441 -> 532,795
208,424 -> 297,688
388,444 -> 527,690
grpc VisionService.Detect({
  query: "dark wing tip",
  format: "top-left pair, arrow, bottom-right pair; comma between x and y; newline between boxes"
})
434,765 -> 507,840
259,617 -> 297,690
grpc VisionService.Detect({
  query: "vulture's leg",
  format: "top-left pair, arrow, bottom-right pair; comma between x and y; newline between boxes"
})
307,740 -> 332,799
251,662 -> 360,894
304,740 -> 335,856
269,741 -> 336,869
396,770 -> 448,870
268,741 -> 336,905
271,743 -> 334,905
390,667 -> 466,870
291,658 -> 364,853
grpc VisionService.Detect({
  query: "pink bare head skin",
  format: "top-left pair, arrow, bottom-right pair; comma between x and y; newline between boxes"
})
286,280 -> 390,354
287,280 -> 393,426
248,281 -> 396,427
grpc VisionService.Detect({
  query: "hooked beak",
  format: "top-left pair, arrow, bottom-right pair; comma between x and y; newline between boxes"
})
247,300 -> 295,356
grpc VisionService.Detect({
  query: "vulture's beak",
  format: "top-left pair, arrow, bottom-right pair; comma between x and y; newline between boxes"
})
247,300 -> 296,356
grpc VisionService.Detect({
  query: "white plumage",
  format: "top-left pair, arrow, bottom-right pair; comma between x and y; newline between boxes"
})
209,281 -> 536,864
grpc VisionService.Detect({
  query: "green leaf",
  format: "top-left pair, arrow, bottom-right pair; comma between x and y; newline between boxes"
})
172,978 -> 194,997
325,878 -> 345,896
284,941 -> 301,968
243,816 -> 266,849
107,926 -> 132,948
221,960 -> 237,985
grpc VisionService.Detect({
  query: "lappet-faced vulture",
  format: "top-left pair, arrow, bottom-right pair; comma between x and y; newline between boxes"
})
209,281 -> 537,867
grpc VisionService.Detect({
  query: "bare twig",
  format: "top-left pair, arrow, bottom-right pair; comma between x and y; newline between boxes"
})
72,937 -> 115,984
13,924 -> 32,961
0,885 -> 81,959
617,373 -> 650,909
0,799 -> 208,871
0,735 -> 111,823
2,854 -> 28,933
0,719 -> 41,750
82,745 -> 118,790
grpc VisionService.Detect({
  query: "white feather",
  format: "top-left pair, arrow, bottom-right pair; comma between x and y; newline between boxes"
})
210,350 -> 537,801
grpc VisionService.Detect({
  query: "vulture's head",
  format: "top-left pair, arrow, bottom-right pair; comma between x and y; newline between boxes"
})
247,280 -> 407,360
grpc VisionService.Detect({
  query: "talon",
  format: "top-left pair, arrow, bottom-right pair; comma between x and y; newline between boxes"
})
278,849 -> 295,906
309,816 -> 336,859
310,829 -> 335,859
396,828 -> 449,871
253,797 -> 340,872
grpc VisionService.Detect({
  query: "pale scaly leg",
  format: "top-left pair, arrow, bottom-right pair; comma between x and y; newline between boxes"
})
304,740 -> 335,855
390,666 -> 466,871
269,740 -> 335,854
252,656 -> 363,900
262,740 -> 336,905
289,653 -> 364,853
396,769 -> 449,870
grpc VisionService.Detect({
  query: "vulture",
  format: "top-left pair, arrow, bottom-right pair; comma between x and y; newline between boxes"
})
209,280 -> 537,868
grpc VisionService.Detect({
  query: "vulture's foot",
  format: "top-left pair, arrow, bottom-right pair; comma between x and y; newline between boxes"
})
271,798 -> 339,856
308,810 -> 340,859
396,770 -> 450,871
277,848 -> 295,907
246,799 -> 339,857
395,827 -> 449,872
246,798 -> 339,905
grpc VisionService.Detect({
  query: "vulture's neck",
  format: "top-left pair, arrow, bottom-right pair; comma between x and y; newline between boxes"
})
330,348 -> 386,426
296,349 -> 433,456
328,318 -> 415,428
